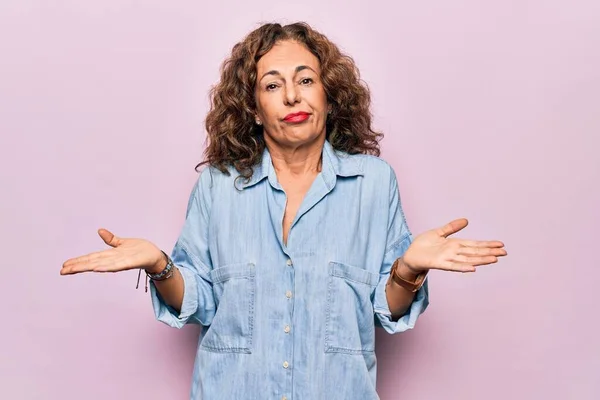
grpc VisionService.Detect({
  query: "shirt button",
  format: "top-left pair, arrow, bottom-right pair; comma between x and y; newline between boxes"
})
285,290 -> 292,299
284,325 -> 291,333
283,361 -> 289,369
286,259 -> 293,266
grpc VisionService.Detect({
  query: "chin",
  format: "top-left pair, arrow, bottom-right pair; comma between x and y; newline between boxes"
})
287,134 -> 323,147
288,125 -> 324,140
266,125 -> 325,148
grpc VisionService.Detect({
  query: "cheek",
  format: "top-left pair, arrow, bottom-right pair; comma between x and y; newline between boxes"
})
311,92 -> 328,116
259,100 -> 280,122
314,101 -> 329,122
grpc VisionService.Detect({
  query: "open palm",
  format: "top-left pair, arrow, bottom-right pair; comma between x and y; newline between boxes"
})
60,228 -> 164,275
403,218 -> 507,273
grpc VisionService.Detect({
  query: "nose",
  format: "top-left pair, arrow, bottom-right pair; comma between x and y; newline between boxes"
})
284,84 -> 300,105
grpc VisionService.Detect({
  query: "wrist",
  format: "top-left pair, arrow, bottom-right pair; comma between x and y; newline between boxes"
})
401,255 -> 426,275
389,257 -> 428,293
145,251 -> 168,275
395,257 -> 420,281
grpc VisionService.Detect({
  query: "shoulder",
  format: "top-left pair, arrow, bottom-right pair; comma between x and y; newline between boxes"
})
187,165 -> 232,207
335,150 -> 398,183
194,164 -> 239,190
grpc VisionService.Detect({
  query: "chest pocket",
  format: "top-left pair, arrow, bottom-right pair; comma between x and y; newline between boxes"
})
201,262 -> 256,353
325,261 -> 378,354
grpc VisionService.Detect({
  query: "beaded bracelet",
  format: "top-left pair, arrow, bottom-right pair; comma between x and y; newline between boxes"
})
136,251 -> 175,292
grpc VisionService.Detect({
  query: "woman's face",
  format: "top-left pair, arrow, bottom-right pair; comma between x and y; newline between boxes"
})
255,40 -> 330,150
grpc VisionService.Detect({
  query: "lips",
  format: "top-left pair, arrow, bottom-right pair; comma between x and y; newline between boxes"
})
283,112 -> 310,123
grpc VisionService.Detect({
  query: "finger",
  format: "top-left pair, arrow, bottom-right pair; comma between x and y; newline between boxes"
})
61,256 -> 105,274
437,218 -> 469,238
62,249 -> 111,268
98,228 -> 121,248
61,262 -> 97,275
454,255 -> 498,266
460,240 -> 505,249
441,260 -> 476,273
457,247 -> 507,257
61,249 -> 119,275
61,259 -> 99,275
61,254 -> 126,274
89,258 -> 122,273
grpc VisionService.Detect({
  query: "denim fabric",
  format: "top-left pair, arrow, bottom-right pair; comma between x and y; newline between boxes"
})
150,140 -> 429,399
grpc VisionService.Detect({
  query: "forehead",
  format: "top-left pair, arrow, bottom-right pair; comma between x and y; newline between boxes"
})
256,40 -> 321,75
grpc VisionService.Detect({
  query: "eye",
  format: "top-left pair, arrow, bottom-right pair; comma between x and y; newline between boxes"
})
300,78 -> 314,85
266,83 -> 279,91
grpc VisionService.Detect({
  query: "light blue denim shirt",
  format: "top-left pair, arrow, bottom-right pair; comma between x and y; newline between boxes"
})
150,140 -> 429,400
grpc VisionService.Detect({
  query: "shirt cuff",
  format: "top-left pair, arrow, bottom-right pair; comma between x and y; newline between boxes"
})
149,266 -> 199,329
373,276 -> 430,334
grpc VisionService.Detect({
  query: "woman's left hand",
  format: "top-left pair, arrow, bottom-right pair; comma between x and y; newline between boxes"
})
403,218 -> 507,274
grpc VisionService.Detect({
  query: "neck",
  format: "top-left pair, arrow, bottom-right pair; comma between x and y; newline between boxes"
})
266,136 -> 325,177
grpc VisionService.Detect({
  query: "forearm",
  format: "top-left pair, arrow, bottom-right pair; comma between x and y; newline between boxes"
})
385,257 -> 419,321
146,259 -> 185,314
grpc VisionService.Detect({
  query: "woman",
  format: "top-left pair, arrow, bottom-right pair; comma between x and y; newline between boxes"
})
61,22 -> 506,399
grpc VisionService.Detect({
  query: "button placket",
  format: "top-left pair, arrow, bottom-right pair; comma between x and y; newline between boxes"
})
282,256 -> 294,399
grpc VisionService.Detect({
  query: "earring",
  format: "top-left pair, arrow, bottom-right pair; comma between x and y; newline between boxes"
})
256,120 -> 262,125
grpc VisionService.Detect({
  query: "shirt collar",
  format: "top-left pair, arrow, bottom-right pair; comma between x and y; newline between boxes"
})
238,140 -> 364,190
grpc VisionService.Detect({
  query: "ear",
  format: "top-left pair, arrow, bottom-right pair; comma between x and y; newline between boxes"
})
253,111 -> 261,125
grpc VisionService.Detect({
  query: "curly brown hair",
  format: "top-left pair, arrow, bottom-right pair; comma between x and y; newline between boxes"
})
197,21 -> 383,180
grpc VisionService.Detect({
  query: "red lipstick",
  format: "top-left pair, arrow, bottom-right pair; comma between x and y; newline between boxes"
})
283,112 -> 310,123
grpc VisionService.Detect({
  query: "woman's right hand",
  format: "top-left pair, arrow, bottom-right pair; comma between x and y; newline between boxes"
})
60,228 -> 166,276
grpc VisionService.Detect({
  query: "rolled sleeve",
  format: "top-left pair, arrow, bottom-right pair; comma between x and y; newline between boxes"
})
150,262 -> 199,328
149,246 -> 217,328
373,167 -> 430,334
374,266 -> 430,334
149,169 -> 216,329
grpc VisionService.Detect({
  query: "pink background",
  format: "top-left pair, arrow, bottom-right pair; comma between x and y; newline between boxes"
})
1,1 -> 598,399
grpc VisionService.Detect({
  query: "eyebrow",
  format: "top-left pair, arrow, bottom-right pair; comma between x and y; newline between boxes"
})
259,65 -> 316,82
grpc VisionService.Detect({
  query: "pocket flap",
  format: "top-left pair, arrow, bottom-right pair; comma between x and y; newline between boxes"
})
328,261 -> 377,286
210,262 -> 255,284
